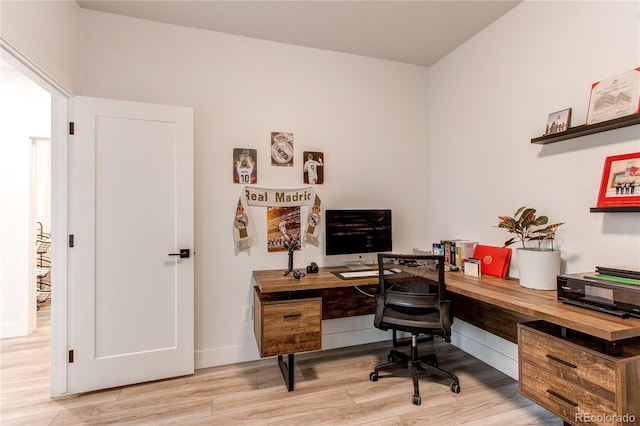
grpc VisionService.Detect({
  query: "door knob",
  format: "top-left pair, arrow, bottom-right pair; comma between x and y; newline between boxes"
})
168,249 -> 190,258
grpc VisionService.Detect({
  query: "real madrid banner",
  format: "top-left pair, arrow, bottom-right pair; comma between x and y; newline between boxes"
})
234,187 -> 322,251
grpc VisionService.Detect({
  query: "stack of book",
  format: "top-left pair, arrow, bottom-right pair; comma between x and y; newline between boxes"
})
585,266 -> 640,286
433,240 -> 479,269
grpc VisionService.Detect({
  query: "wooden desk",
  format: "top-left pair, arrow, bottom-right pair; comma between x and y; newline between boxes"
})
254,266 -> 640,341
253,267 -> 379,391
253,266 -> 640,424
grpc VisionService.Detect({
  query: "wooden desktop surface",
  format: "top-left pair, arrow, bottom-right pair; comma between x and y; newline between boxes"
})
253,265 -> 640,342
253,267 -> 378,292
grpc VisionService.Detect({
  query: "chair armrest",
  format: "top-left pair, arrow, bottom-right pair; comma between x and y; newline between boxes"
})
439,300 -> 452,341
374,294 -> 385,329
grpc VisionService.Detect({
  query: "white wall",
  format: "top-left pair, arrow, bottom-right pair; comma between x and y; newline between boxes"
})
429,1 -> 640,273
0,63 -> 51,338
78,10 -> 431,367
429,0 -> 640,377
0,0 -> 81,94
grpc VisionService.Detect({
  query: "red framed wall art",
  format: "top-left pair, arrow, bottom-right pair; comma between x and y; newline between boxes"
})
596,152 -> 640,208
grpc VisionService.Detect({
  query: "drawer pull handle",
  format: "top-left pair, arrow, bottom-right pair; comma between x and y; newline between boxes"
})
546,354 -> 577,369
546,389 -> 578,407
283,313 -> 302,320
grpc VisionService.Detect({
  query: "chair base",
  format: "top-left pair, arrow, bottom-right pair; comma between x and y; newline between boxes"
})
369,335 -> 460,405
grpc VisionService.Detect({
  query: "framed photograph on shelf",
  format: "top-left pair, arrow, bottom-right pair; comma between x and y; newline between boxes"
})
544,108 -> 571,135
587,67 -> 640,125
596,152 -> 640,208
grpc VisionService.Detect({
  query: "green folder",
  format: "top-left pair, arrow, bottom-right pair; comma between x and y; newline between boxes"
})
585,274 -> 640,287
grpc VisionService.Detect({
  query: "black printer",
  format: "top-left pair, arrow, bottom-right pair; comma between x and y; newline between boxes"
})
557,266 -> 640,319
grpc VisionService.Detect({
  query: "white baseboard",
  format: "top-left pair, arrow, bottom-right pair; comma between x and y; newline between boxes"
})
451,318 -> 519,380
1,320 -> 27,339
195,315 -> 519,382
195,315 -> 390,369
321,315 -> 392,349
195,342 -> 259,369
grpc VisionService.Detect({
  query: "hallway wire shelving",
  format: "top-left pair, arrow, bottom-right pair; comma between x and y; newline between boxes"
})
36,221 -> 51,308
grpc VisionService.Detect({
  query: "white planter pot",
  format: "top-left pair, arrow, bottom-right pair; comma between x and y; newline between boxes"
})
517,248 -> 561,291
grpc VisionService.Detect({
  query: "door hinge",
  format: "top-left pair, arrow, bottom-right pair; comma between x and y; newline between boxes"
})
68,234 -> 75,247
68,122 -> 75,135
68,350 -> 74,363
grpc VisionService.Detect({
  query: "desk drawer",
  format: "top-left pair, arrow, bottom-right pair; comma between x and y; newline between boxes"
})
519,326 -> 616,402
254,290 -> 322,357
520,361 -> 617,426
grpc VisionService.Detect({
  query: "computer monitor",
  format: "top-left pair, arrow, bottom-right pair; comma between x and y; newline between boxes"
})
324,209 -> 392,256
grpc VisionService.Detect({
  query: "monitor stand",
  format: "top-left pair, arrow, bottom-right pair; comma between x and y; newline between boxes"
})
345,260 -> 371,271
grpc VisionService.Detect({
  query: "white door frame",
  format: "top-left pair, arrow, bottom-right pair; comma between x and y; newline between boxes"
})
1,37 -> 71,396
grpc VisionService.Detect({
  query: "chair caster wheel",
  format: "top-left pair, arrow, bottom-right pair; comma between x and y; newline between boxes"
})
450,382 -> 460,393
369,372 -> 378,382
412,394 -> 421,405
387,354 -> 394,362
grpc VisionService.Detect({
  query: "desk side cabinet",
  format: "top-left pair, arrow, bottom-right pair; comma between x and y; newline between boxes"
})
253,287 -> 322,357
518,321 -> 640,426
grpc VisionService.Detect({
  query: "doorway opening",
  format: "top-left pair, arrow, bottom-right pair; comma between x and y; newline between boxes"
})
0,58 -> 52,338
33,136 -> 52,315
1,40 -> 70,396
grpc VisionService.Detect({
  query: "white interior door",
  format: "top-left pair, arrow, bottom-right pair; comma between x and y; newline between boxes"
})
67,96 -> 194,394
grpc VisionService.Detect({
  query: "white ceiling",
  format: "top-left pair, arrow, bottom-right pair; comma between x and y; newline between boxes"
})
76,0 -> 521,67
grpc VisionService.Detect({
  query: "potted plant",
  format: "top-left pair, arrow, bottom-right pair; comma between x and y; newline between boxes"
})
496,207 -> 564,290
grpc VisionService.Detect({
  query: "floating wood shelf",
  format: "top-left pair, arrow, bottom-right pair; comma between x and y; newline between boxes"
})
590,206 -> 640,213
531,114 -> 640,145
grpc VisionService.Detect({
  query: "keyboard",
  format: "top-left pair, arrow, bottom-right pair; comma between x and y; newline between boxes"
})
339,268 -> 401,279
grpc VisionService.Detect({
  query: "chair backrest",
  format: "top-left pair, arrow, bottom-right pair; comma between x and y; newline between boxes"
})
377,253 -> 446,299
375,253 -> 451,337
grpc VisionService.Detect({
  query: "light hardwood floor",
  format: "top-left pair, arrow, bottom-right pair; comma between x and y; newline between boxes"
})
1,303 -> 562,425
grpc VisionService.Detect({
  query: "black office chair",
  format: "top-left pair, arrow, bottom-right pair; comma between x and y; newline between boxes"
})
369,253 -> 460,405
